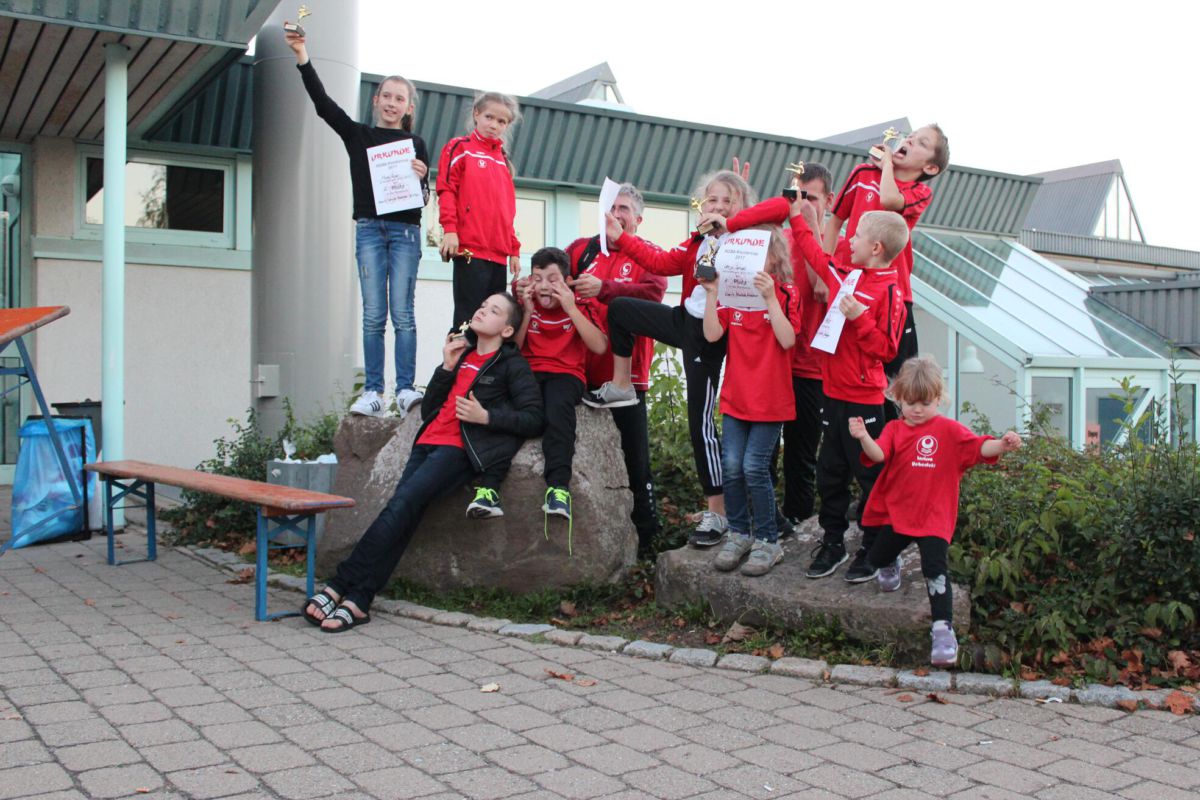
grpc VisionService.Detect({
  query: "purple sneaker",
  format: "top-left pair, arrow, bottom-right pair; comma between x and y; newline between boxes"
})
877,557 -> 902,592
931,621 -> 958,668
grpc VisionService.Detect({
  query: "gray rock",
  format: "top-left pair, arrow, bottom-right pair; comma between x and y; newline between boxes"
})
830,665 -> 896,687
623,641 -> 674,660
897,670 -> 952,692
317,412 -> 636,593
544,629 -> 583,646
466,617 -> 513,633
1017,680 -> 1071,701
670,648 -> 718,668
654,535 -> 970,660
771,658 -> 828,680
431,611 -> 475,627
1073,683 -> 1140,708
716,654 -> 770,673
498,623 -> 556,639
955,672 -> 1014,697
578,634 -> 628,652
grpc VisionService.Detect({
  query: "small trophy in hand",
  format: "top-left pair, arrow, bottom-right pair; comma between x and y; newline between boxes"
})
691,197 -> 717,236
869,127 -> 903,163
694,237 -> 719,281
782,161 -> 807,201
283,5 -> 311,37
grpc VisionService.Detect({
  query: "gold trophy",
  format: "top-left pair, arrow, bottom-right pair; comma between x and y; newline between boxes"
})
782,161 -> 806,201
691,197 -> 718,236
283,5 -> 311,36
694,236 -> 719,281
869,127 -> 903,163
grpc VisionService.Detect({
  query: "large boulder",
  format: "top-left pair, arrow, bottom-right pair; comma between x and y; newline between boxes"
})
655,517 -> 971,660
318,409 -> 636,592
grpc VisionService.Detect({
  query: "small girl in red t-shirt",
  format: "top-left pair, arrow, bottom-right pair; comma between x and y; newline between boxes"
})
699,226 -> 801,577
849,356 -> 1021,666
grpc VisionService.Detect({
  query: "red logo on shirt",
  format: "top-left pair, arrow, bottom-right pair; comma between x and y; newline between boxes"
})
917,435 -> 938,459
733,311 -> 743,324
531,320 -> 539,330
620,263 -> 632,277
477,159 -> 486,168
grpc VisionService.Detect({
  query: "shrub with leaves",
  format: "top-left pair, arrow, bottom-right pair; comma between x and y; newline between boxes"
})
954,375 -> 1200,685
162,400 -> 341,547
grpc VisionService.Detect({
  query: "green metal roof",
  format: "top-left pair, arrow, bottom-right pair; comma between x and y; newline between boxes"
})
151,59 -> 1042,237
0,0 -> 273,46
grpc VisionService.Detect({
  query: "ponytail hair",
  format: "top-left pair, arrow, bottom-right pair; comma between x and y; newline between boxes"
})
375,75 -> 417,132
763,225 -> 792,283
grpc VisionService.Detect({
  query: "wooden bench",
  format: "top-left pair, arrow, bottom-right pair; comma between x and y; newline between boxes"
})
85,460 -> 355,621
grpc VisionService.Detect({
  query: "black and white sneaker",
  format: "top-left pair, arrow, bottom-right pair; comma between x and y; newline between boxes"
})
806,541 -> 847,578
582,382 -> 639,409
844,546 -> 878,583
688,511 -> 728,547
349,390 -> 387,417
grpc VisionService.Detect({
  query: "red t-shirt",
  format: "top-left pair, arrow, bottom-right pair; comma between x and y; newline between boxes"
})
788,229 -> 836,381
522,302 -> 600,383
831,163 -> 933,303
416,350 -> 491,449
715,282 -> 802,422
860,415 -> 997,541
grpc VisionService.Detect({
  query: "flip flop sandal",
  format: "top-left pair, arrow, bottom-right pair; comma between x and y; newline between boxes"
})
302,589 -> 339,627
322,604 -> 370,633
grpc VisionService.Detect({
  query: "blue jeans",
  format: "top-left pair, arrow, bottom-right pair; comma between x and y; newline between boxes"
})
355,219 -> 420,393
722,415 -> 782,543
330,444 -> 474,611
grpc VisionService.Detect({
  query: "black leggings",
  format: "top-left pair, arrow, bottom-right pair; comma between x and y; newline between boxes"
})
607,298 -> 725,496
480,372 -> 584,489
452,256 -> 508,331
867,526 -> 952,623
817,396 -> 885,550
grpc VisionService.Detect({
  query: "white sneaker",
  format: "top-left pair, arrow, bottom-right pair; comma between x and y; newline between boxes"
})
396,388 -> 424,417
349,390 -> 387,417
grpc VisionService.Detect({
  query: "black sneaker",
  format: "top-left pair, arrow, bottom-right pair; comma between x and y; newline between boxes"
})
805,541 -> 847,578
778,516 -> 799,542
542,487 -> 572,518
844,547 -> 878,583
688,511 -> 728,547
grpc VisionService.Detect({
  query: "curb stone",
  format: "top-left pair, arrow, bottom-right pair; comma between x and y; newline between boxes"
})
186,545 -> 1194,711
623,641 -> 674,660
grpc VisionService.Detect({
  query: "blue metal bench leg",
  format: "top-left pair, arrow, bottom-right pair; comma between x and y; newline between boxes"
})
145,482 -> 157,561
105,478 -> 116,565
255,510 -> 319,622
103,478 -> 157,566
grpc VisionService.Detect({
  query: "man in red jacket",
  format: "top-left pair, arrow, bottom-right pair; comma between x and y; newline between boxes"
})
564,184 -> 667,557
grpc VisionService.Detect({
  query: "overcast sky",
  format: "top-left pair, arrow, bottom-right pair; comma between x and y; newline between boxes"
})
357,0 -> 1200,252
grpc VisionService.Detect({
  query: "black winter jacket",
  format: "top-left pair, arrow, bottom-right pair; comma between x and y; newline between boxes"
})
416,340 -> 544,471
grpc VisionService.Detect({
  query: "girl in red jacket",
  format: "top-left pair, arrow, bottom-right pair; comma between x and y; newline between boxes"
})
700,227 -> 801,577
437,93 -> 523,330
849,356 -> 1021,666
585,170 -> 782,547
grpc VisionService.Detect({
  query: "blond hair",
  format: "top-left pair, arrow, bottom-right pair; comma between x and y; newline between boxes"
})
469,92 -> 521,142
888,355 -> 944,405
690,169 -> 758,216
762,225 -> 792,283
857,210 -> 910,262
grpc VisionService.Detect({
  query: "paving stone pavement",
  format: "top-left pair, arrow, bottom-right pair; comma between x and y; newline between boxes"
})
3,535 -> 1200,799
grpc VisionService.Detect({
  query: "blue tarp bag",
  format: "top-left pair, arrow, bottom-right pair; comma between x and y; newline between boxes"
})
8,417 -> 96,549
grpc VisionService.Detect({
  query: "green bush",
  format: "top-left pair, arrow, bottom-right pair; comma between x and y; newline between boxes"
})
954,377 -> 1200,684
163,400 -> 342,547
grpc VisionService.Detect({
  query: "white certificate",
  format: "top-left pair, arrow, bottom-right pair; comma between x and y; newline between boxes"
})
715,229 -> 771,311
366,141 -> 423,215
811,269 -> 862,354
597,177 -> 621,256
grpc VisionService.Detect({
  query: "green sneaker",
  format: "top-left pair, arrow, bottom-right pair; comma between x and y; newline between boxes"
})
466,487 -> 503,519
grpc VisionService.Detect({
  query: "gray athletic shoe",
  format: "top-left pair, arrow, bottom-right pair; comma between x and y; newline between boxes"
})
712,533 -> 753,571
689,510 -> 728,547
582,382 -> 639,409
740,540 -> 783,577
877,557 -> 902,592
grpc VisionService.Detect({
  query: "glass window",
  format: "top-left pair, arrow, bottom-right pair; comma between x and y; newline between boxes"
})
1173,383 -> 1196,446
912,230 -> 1170,360
514,196 -> 545,253
1086,385 -> 1150,447
85,157 -> 224,233
956,333 -> 1016,431
1032,376 -> 1072,440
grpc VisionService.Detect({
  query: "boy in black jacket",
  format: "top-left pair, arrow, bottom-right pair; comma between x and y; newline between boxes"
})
304,293 -> 544,632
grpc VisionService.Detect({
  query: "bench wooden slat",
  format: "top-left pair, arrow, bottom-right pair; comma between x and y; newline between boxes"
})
86,459 -> 355,513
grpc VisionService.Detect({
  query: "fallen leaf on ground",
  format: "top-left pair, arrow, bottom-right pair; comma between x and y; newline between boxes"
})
549,617 -> 570,626
912,667 -> 929,677
84,599 -> 96,607
1019,668 -> 1039,681
1162,690 -> 1195,715
238,541 -> 256,555
722,621 -> 753,644
544,668 -> 575,682
227,568 -> 254,585
135,790 -> 151,795
673,617 -> 686,628
926,693 -> 948,704
1116,699 -> 1139,712
574,678 -> 597,687
559,600 -> 577,617
480,683 -> 500,693
704,632 -> 721,645
32,566 -> 45,573
897,694 -> 914,702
